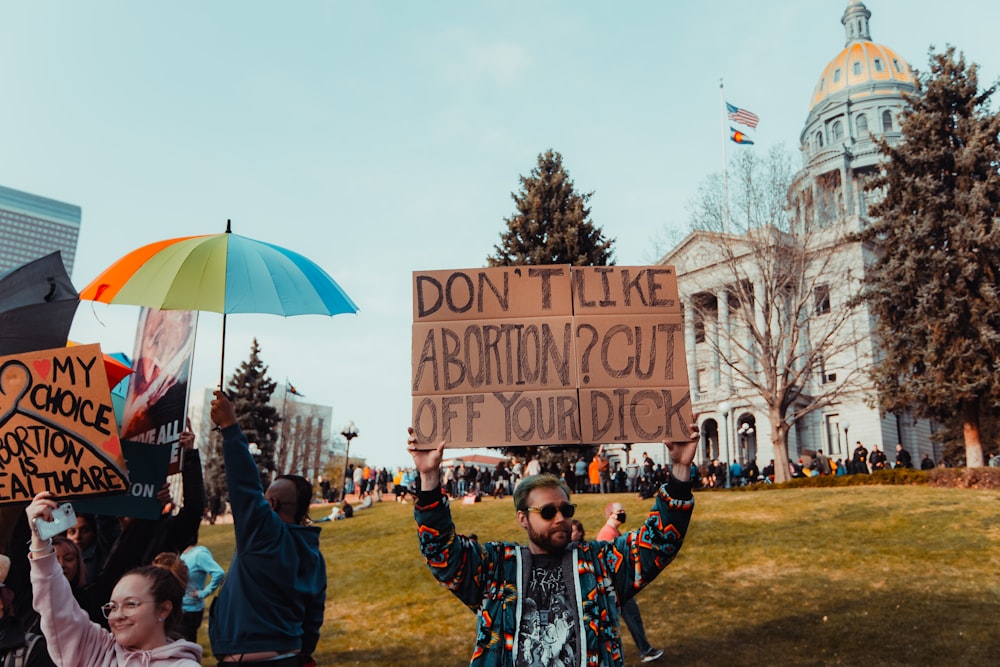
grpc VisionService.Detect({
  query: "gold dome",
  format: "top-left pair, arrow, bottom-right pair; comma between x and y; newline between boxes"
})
809,41 -> 914,111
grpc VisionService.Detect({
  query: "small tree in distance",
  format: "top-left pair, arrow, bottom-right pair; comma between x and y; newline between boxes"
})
488,149 -> 615,267
202,341 -> 283,504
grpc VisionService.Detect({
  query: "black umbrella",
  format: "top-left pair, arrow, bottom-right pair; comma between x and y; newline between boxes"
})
0,252 -> 80,356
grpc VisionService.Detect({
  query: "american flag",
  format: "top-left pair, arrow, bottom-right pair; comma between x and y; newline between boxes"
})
726,102 -> 759,129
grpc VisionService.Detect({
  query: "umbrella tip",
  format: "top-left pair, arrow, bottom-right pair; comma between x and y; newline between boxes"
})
226,219 -> 232,233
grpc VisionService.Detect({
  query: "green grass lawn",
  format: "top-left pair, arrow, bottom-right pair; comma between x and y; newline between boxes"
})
195,485 -> 1000,666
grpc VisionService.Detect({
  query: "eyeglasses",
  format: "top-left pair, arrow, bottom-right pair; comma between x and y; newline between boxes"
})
100,599 -> 155,619
524,503 -> 576,520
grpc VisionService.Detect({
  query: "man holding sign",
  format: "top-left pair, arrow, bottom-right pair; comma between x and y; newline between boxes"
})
407,423 -> 698,667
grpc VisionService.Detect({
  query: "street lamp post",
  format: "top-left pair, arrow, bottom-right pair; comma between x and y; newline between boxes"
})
719,401 -> 732,488
340,421 -> 359,500
738,422 -> 754,463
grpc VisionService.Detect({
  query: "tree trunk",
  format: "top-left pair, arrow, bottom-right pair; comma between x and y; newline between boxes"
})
961,399 -> 986,467
771,407 -> 791,483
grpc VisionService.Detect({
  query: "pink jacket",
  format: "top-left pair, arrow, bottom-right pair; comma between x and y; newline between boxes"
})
30,551 -> 202,666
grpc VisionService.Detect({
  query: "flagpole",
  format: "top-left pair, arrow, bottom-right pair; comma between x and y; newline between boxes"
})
720,78 -> 731,233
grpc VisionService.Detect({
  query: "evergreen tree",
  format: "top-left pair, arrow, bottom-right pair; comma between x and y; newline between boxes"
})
859,47 -> 1000,468
216,338 -> 282,488
488,149 -> 615,267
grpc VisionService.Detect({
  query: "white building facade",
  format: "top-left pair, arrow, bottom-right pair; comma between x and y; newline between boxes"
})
662,0 -> 938,472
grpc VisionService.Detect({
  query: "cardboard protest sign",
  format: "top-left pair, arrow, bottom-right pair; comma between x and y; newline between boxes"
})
0,344 -> 129,503
120,308 -> 198,475
411,266 -> 693,448
72,440 -> 171,520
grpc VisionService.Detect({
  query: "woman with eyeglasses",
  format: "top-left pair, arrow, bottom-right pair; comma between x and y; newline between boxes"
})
25,491 -> 202,666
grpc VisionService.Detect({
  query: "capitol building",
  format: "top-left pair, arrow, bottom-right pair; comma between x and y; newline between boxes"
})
661,0 -> 936,472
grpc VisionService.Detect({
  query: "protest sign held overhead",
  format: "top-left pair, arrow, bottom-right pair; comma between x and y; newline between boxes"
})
120,307 -> 198,474
411,265 -> 693,448
0,344 -> 129,503
73,440 -> 171,520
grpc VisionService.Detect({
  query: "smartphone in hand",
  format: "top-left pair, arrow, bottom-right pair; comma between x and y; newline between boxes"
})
35,503 -> 77,540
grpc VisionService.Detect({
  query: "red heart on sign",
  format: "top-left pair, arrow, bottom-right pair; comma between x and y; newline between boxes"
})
32,359 -> 52,379
102,436 -> 122,459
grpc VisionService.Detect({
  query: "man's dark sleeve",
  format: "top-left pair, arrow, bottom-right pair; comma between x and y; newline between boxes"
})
152,448 -> 207,557
300,554 -> 327,657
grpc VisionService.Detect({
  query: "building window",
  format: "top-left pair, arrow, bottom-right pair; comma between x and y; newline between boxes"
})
853,61 -> 862,75
825,414 -> 843,456
833,68 -> 842,83
893,58 -> 903,73
832,120 -> 844,141
856,113 -> 868,134
873,58 -> 884,72
814,284 -> 831,315
816,131 -> 824,148
882,110 -> 893,132
818,354 -> 836,385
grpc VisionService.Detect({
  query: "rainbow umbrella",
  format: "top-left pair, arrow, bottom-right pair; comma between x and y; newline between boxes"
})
80,220 -> 359,386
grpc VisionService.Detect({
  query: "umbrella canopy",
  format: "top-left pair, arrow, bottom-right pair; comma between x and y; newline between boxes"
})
80,223 -> 358,316
79,221 -> 359,386
0,252 -> 80,355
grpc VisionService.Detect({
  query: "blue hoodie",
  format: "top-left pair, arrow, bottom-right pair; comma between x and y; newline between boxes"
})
208,424 -> 326,657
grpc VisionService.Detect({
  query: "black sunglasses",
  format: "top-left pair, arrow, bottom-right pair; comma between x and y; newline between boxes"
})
524,503 -> 576,520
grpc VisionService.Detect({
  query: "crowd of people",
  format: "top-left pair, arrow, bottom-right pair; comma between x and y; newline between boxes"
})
380,448 -> 681,504
0,391 -> 325,667
690,440 -> 956,489
8,394 -> 990,667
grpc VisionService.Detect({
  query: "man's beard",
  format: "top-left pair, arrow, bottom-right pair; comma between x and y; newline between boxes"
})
526,519 -> 571,554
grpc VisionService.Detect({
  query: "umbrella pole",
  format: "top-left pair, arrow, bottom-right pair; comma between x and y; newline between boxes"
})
219,313 -> 227,389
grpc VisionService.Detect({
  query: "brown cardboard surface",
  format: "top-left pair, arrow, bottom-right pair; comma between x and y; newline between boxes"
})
412,389 -> 583,447
0,344 -> 130,503
412,265 -> 692,448
579,387 -> 692,444
412,316 -> 577,395
572,266 -> 680,314
413,266 -> 573,322
574,314 -> 686,389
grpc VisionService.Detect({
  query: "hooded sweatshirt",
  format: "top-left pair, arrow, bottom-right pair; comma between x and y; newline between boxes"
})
30,551 -> 202,666
208,423 -> 326,657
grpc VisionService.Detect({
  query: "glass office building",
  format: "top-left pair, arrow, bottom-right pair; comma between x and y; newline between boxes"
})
0,184 -> 81,277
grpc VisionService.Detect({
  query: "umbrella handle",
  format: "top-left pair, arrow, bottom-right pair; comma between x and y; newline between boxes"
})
219,313 -> 227,390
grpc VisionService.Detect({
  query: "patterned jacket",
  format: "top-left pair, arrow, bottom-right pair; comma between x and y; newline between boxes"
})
414,477 -> 694,667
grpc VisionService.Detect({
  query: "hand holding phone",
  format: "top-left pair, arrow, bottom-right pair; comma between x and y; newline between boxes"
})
35,503 -> 77,540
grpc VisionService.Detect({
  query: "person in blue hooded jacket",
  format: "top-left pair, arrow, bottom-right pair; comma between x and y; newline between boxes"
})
208,391 -> 326,667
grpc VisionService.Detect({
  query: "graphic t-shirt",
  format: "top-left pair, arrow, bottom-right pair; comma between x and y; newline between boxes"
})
515,553 -> 579,667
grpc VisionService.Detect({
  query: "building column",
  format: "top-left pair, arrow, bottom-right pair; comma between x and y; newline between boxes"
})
717,288 -> 732,390
709,308 -> 720,387
683,297 -> 699,400
752,281 -> 767,374
841,160 -> 854,216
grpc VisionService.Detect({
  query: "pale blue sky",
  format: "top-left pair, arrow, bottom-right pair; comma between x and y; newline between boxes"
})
2,1 -> 996,467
